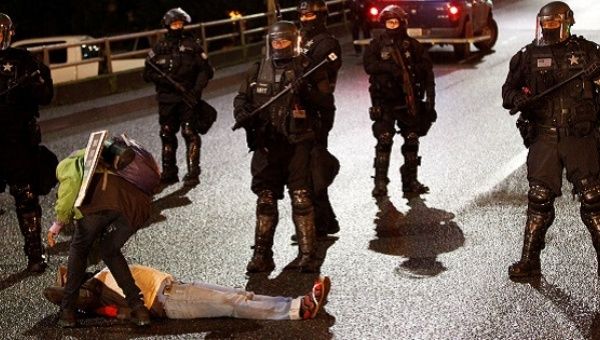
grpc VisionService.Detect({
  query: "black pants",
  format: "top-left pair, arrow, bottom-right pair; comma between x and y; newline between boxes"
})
527,133 -> 600,195
61,210 -> 141,310
250,141 -> 313,199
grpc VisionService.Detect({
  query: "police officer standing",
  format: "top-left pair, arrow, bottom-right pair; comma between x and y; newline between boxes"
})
297,0 -> 342,237
144,8 -> 214,187
348,0 -> 371,54
233,21 -> 333,273
0,13 -> 54,273
503,2 -> 600,278
363,5 -> 436,199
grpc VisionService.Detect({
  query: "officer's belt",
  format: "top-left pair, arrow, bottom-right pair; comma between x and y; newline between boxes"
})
533,123 -> 591,138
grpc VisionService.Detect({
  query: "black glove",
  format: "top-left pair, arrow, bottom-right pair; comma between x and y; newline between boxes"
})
425,95 -> 435,113
584,60 -> 600,80
290,77 -> 305,95
513,93 -> 530,111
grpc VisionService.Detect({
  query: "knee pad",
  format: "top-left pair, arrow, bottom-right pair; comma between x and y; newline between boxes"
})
160,124 -> 177,143
9,184 -> 40,214
528,184 -> 555,213
579,178 -> 600,212
376,132 -> 394,152
181,122 -> 200,143
291,189 -> 313,216
257,190 -> 277,216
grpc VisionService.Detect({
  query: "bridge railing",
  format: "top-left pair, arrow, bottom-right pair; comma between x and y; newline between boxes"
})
20,0 -> 348,83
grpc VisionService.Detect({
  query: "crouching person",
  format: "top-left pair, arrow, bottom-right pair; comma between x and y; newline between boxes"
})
47,133 -> 161,327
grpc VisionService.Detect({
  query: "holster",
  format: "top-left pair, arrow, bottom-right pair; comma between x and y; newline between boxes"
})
516,116 -> 535,148
369,106 -> 382,121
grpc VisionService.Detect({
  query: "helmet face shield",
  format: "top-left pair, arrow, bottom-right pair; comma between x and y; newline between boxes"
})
266,21 -> 300,61
378,5 -> 408,35
535,13 -> 571,45
534,1 -> 574,46
162,8 -> 191,29
0,13 -> 14,50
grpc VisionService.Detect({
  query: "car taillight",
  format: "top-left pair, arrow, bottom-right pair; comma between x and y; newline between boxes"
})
369,6 -> 379,19
447,3 -> 460,22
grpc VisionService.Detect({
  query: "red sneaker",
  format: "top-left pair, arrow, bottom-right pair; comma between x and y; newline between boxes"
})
300,276 -> 331,319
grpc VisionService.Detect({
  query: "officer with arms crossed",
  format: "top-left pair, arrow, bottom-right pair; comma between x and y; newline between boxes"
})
502,1 -> 600,278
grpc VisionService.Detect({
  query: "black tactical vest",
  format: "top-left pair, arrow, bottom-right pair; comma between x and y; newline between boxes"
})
528,37 -> 597,127
252,58 -> 312,142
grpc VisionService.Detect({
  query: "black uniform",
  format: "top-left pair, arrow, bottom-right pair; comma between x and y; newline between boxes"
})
348,0 -> 371,53
503,34 -> 600,277
298,0 -> 343,236
234,33 -> 333,273
144,31 -> 214,187
0,46 -> 54,272
364,29 -> 435,198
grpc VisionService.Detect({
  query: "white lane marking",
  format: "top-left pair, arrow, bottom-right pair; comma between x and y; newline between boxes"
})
473,148 -> 528,200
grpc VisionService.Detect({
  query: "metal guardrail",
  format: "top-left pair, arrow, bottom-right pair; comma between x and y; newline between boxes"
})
22,0 -> 348,76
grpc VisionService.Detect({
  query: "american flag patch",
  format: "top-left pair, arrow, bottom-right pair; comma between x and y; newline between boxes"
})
537,58 -> 552,68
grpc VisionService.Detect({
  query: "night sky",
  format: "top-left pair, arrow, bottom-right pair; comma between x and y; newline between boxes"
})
0,0 -> 298,40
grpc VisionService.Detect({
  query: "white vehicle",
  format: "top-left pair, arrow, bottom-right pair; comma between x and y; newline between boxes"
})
12,35 -> 146,84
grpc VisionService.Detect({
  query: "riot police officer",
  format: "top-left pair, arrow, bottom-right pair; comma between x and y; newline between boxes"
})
233,21 -> 333,273
144,8 -> 214,187
0,13 -> 54,272
297,0 -> 342,236
348,0 -> 371,54
503,2 -> 600,278
363,5 -> 436,199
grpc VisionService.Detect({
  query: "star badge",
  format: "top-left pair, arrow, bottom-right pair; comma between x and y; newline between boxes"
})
568,54 -> 579,65
2,62 -> 13,72
179,45 -> 186,52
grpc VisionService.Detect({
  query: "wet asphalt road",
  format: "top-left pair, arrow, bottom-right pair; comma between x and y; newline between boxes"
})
3,0 -> 600,339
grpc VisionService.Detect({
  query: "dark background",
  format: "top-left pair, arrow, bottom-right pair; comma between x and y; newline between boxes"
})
0,0 -> 298,40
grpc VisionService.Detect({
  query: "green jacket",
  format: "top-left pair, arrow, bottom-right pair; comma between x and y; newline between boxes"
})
54,149 -> 85,224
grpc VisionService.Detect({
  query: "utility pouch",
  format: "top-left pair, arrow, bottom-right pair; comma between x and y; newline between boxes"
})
369,106 -> 382,121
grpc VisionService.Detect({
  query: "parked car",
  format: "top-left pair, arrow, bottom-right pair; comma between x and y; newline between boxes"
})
360,0 -> 498,58
12,35 -> 146,84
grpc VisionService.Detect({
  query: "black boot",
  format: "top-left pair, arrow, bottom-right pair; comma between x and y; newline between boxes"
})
57,308 -> 77,328
372,150 -> 391,198
314,190 -> 339,236
15,199 -> 46,273
582,211 -> 600,276
182,124 -> 201,187
247,191 -> 277,273
400,137 -> 429,198
160,131 -> 179,185
508,210 -> 553,278
128,299 -> 151,326
292,190 -> 318,273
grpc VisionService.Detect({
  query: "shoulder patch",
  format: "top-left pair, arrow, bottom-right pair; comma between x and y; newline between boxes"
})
201,52 -> 208,60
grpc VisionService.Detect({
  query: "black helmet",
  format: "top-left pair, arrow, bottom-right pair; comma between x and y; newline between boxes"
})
162,8 -> 191,28
267,20 -> 300,61
535,1 -> 574,46
0,13 -> 14,50
379,5 -> 408,25
379,5 -> 408,35
102,137 -> 135,170
297,0 -> 328,16
297,0 -> 328,32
